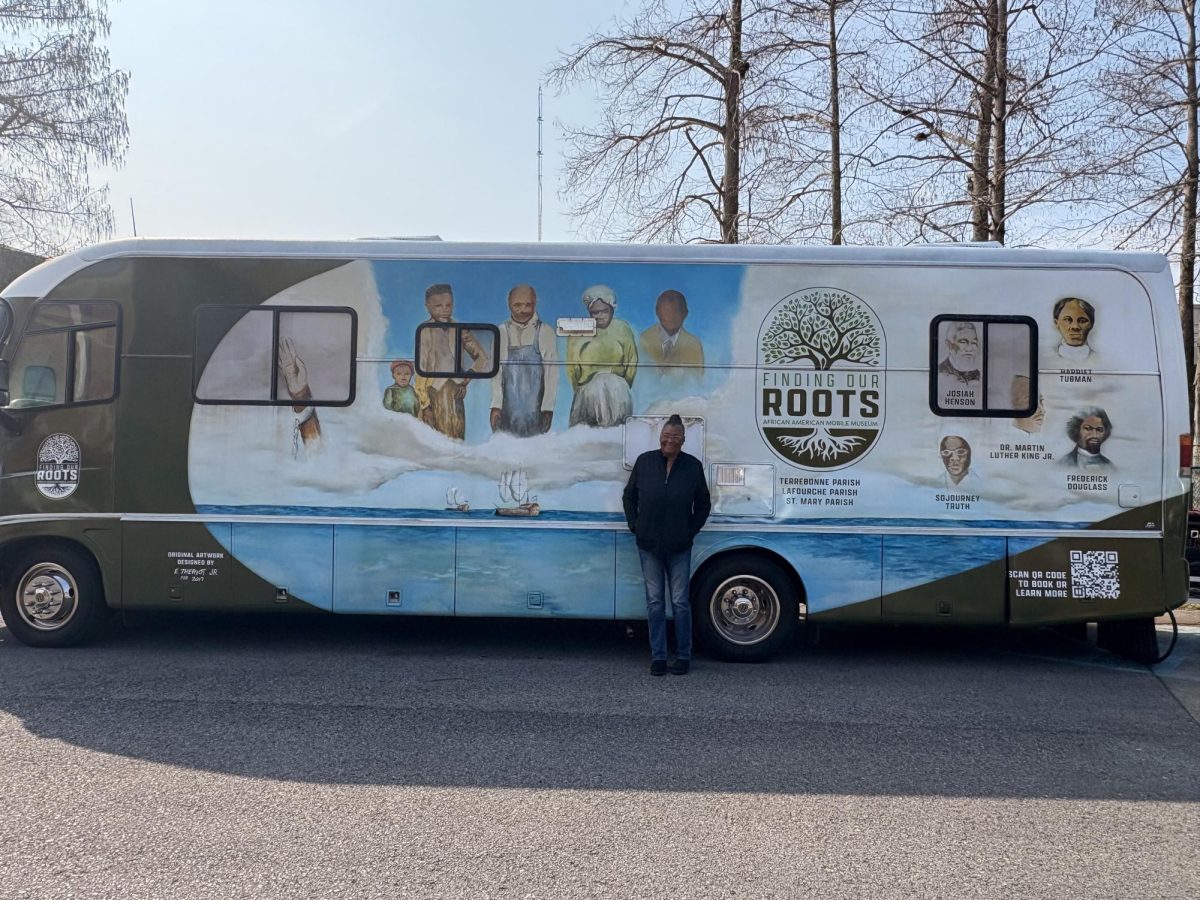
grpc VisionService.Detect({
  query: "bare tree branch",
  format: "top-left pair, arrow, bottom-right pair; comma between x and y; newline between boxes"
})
0,0 -> 128,254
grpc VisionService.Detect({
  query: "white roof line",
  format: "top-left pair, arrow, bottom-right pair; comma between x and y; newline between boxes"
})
1,237 -> 1170,298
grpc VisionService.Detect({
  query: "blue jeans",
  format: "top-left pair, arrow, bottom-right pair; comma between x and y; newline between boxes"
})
638,547 -> 692,661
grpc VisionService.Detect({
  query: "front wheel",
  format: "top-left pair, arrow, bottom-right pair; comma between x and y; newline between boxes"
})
0,545 -> 109,647
694,556 -> 799,662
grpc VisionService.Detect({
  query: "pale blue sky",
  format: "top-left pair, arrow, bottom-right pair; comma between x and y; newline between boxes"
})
99,0 -> 635,243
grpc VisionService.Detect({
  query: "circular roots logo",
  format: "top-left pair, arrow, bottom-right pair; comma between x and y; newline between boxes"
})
36,433 -> 81,499
756,288 -> 885,470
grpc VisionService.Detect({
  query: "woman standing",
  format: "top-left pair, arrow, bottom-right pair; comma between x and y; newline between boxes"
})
622,415 -> 711,676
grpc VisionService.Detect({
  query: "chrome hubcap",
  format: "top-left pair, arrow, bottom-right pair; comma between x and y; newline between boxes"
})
710,575 -> 781,646
17,564 -> 79,631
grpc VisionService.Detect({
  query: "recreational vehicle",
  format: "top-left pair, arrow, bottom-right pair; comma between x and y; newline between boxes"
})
0,239 -> 1188,663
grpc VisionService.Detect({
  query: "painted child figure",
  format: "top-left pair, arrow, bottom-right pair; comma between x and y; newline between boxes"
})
383,360 -> 420,416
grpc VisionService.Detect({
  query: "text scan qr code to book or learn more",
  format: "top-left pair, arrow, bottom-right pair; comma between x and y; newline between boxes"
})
1070,550 -> 1120,601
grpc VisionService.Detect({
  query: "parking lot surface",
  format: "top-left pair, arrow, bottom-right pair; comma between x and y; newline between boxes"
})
0,613 -> 1196,899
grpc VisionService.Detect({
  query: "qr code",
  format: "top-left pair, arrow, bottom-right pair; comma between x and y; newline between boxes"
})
1069,550 -> 1120,600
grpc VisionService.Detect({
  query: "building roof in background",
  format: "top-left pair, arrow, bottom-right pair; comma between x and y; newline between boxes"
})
0,245 -> 45,290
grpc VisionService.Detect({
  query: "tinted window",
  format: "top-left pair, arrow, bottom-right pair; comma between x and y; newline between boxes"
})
7,300 -> 119,408
11,331 -> 67,406
194,306 -> 357,405
29,301 -> 118,330
415,323 -> 499,379
931,315 -> 1037,417
73,326 -> 118,402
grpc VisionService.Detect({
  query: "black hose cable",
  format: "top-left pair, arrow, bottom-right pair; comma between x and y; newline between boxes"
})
1150,608 -> 1179,665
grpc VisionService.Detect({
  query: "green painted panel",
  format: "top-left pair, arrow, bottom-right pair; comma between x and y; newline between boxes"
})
121,521 -> 233,607
1007,536 -> 1165,625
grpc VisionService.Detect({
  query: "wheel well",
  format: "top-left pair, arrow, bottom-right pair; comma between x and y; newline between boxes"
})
692,546 -> 806,609
0,537 -> 102,584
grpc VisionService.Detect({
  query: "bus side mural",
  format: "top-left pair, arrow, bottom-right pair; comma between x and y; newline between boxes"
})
188,257 -> 1160,521
0,241 -> 1188,662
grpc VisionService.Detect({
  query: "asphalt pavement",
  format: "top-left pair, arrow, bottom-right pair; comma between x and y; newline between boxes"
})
0,612 -> 1196,900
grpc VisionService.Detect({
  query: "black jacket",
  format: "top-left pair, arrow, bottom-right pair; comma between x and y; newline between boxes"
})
622,450 -> 712,556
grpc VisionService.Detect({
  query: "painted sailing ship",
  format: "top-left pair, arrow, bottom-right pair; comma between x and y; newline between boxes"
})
495,469 -> 540,517
444,487 -> 469,512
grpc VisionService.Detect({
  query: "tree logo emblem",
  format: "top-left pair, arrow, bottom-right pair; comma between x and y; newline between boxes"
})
35,433 -> 81,499
756,288 -> 885,469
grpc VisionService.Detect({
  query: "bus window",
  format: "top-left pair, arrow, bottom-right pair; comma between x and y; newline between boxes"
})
414,323 -> 499,379
194,308 -> 274,402
11,331 -> 67,406
984,322 -> 1033,413
275,311 -> 355,404
6,301 -> 118,408
930,315 -> 1036,417
22,365 -> 59,404
73,325 -> 118,402
29,301 -> 119,329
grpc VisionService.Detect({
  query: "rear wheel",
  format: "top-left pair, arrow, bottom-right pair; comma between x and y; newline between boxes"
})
694,556 -> 799,662
0,545 -> 109,647
1096,616 -> 1160,665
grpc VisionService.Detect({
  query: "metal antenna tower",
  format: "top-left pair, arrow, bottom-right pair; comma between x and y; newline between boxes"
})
537,85 -> 544,242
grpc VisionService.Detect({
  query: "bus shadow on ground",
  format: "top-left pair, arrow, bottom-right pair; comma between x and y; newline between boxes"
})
0,612 -> 1196,802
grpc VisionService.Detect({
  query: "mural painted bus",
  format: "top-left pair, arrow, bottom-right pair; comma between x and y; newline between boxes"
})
0,239 -> 1189,662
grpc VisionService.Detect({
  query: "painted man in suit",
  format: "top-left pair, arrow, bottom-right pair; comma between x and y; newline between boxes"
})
1059,407 -> 1113,468
638,290 -> 704,387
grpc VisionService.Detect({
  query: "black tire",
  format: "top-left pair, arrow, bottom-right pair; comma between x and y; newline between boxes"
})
1096,616 -> 1159,665
693,555 -> 800,662
0,544 -> 109,648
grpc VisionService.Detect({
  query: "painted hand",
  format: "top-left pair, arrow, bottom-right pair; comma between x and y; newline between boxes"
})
277,337 -> 310,399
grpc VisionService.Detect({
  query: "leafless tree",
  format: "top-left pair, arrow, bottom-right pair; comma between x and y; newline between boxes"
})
858,0 -> 1115,246
0,0 -> 128,254
1090,0 -> 1198,424
758,0 -> 885,244
548,0 -> 836,244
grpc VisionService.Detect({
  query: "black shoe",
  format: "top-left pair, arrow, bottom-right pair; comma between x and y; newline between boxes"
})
669,659 -> 690,675
650,659 -> 667,676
